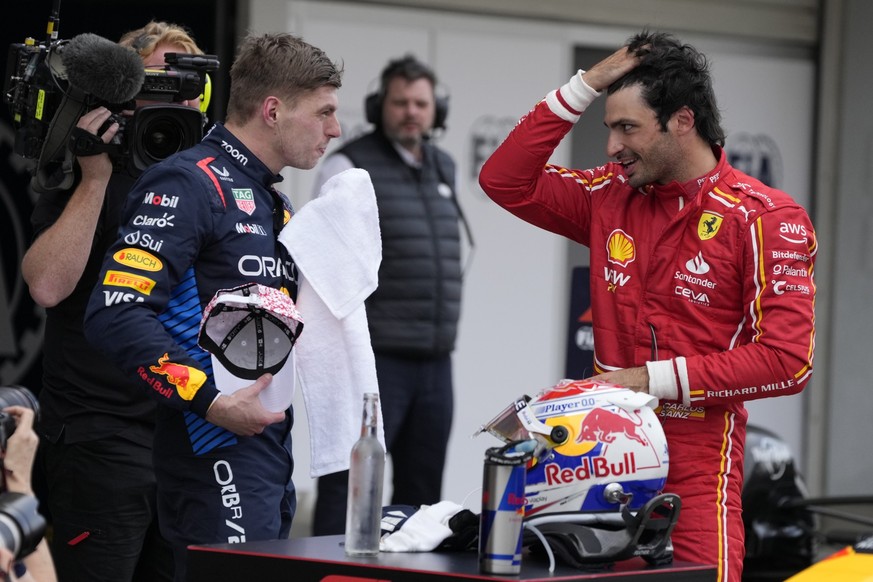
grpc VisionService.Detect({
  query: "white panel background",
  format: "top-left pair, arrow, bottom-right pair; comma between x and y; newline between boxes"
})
247,1 -> 815,533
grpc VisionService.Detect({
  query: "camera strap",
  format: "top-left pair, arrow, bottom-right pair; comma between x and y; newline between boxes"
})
34,85 -> 90,191
69,126 -> 115,157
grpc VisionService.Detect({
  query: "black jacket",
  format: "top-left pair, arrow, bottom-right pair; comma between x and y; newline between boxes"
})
340,131 -> 462,356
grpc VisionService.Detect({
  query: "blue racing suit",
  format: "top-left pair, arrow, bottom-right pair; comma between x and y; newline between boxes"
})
84,123 -> 298,582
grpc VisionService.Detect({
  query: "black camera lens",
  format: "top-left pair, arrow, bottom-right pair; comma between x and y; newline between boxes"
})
140,114 -> 187,162
0,493 -> 47,560
0,386 -> 39,413
129,104 -> 203,174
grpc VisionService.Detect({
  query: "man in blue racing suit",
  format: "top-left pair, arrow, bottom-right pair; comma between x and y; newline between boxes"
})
84,33 -> 342,581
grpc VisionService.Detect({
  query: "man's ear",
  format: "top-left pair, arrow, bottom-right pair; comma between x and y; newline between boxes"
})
263,96 -> 281,126
672,106 -> 696,136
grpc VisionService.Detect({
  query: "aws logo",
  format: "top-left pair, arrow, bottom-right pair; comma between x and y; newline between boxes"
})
698,212 -> 723,240
779,222 -> 807,244
606,230 -> 635,267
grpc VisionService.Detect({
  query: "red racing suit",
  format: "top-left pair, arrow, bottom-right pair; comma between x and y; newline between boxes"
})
479,74 -> 816,582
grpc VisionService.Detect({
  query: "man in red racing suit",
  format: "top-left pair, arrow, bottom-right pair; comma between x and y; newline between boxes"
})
479,32 -> 816,582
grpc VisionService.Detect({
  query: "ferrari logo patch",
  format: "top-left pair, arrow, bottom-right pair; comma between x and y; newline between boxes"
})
698,211 -> 723,240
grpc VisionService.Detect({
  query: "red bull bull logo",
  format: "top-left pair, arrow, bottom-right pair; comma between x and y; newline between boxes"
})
148,353 -> 205,401
576,408 -> 647,446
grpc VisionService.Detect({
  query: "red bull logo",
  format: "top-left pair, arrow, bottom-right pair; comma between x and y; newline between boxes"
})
148,353 -> 205,401
576,408 -> 647,446
544,452 -> 638,485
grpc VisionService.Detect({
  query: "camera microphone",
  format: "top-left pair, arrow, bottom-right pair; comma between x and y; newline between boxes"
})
61,33 -> 145,104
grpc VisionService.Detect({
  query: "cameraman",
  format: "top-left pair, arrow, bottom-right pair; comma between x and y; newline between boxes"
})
0,406 -> 56,582
20,21 -> 205,582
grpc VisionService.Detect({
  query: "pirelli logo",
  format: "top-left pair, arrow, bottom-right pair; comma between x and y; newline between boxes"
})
104,270 -> 156,295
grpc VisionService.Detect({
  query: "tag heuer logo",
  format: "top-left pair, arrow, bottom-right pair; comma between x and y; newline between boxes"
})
232,189 -> 256,215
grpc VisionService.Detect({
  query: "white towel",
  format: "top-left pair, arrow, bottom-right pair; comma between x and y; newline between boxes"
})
279,168 -> 384,477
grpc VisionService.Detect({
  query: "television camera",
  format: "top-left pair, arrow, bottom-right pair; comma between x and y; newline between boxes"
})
3,1 -> 219,191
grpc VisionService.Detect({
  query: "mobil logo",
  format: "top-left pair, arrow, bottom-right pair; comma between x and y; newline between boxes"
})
576,407 -> 647,446
148,353 -> 206,401
143,191 -> 179,208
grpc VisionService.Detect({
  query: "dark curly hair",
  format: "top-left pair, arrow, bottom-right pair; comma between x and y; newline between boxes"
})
608,31 -> 725,147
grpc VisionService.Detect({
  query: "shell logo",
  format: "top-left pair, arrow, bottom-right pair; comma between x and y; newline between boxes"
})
606,229 -> 636,267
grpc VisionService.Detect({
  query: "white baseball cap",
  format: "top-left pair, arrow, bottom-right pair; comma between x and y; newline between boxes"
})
198,283 -> 304,380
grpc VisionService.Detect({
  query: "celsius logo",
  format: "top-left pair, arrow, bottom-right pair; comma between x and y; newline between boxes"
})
685,252 -> 710,275
606,230 -> 635,267
727,132 -> 783,188
221,140 -> 249,166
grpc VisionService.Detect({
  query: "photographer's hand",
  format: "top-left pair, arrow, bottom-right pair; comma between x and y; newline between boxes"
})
74,107 -> 119,182
0,407 -> 56,582
1,407 -> 38,496
21,106 -> 121,308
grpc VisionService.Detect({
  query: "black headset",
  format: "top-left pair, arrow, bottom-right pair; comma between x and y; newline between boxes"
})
364,55 -> 449,131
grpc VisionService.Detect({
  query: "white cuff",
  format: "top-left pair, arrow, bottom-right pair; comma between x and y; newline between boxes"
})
646,360 -> 678,401
544,70 -> 601,123
566,70 -> 601,111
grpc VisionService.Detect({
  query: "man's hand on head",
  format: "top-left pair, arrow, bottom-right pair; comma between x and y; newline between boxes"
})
581,46 -> 644,93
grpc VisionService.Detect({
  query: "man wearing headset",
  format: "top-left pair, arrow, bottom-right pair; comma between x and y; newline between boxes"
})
310,55 -> 464,535
21,21 -> 206,582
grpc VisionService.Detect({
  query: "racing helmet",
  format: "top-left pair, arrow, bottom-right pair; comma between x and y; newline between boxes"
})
477,378 -> 677,569
478,378 -> 669,515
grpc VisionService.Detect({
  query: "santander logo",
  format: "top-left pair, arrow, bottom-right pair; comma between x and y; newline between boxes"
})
685,252 -> 710,275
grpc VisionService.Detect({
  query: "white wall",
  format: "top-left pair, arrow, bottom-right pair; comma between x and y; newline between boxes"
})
246,1 -> 818,528
825,0 -> 873,496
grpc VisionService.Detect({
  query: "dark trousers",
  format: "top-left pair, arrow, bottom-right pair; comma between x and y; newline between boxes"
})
42,434 -> 174,582
313,352 -> 454,535
155,410 -> 296,582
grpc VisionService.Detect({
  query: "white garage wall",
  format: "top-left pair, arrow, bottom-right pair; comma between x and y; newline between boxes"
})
245,1 -> 817,529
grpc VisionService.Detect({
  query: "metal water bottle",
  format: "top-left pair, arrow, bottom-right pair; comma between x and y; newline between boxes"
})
479,439 -> 537,575
344,392 -> 385,556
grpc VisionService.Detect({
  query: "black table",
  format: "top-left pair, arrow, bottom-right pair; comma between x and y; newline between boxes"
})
187,535 -> 717,581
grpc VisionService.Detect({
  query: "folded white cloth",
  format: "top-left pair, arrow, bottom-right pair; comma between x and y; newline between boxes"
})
279,168 -> 384,477
380,501 -> 465,552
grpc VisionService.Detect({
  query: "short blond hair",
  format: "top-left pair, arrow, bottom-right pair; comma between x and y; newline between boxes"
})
118,21 -> 203,60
